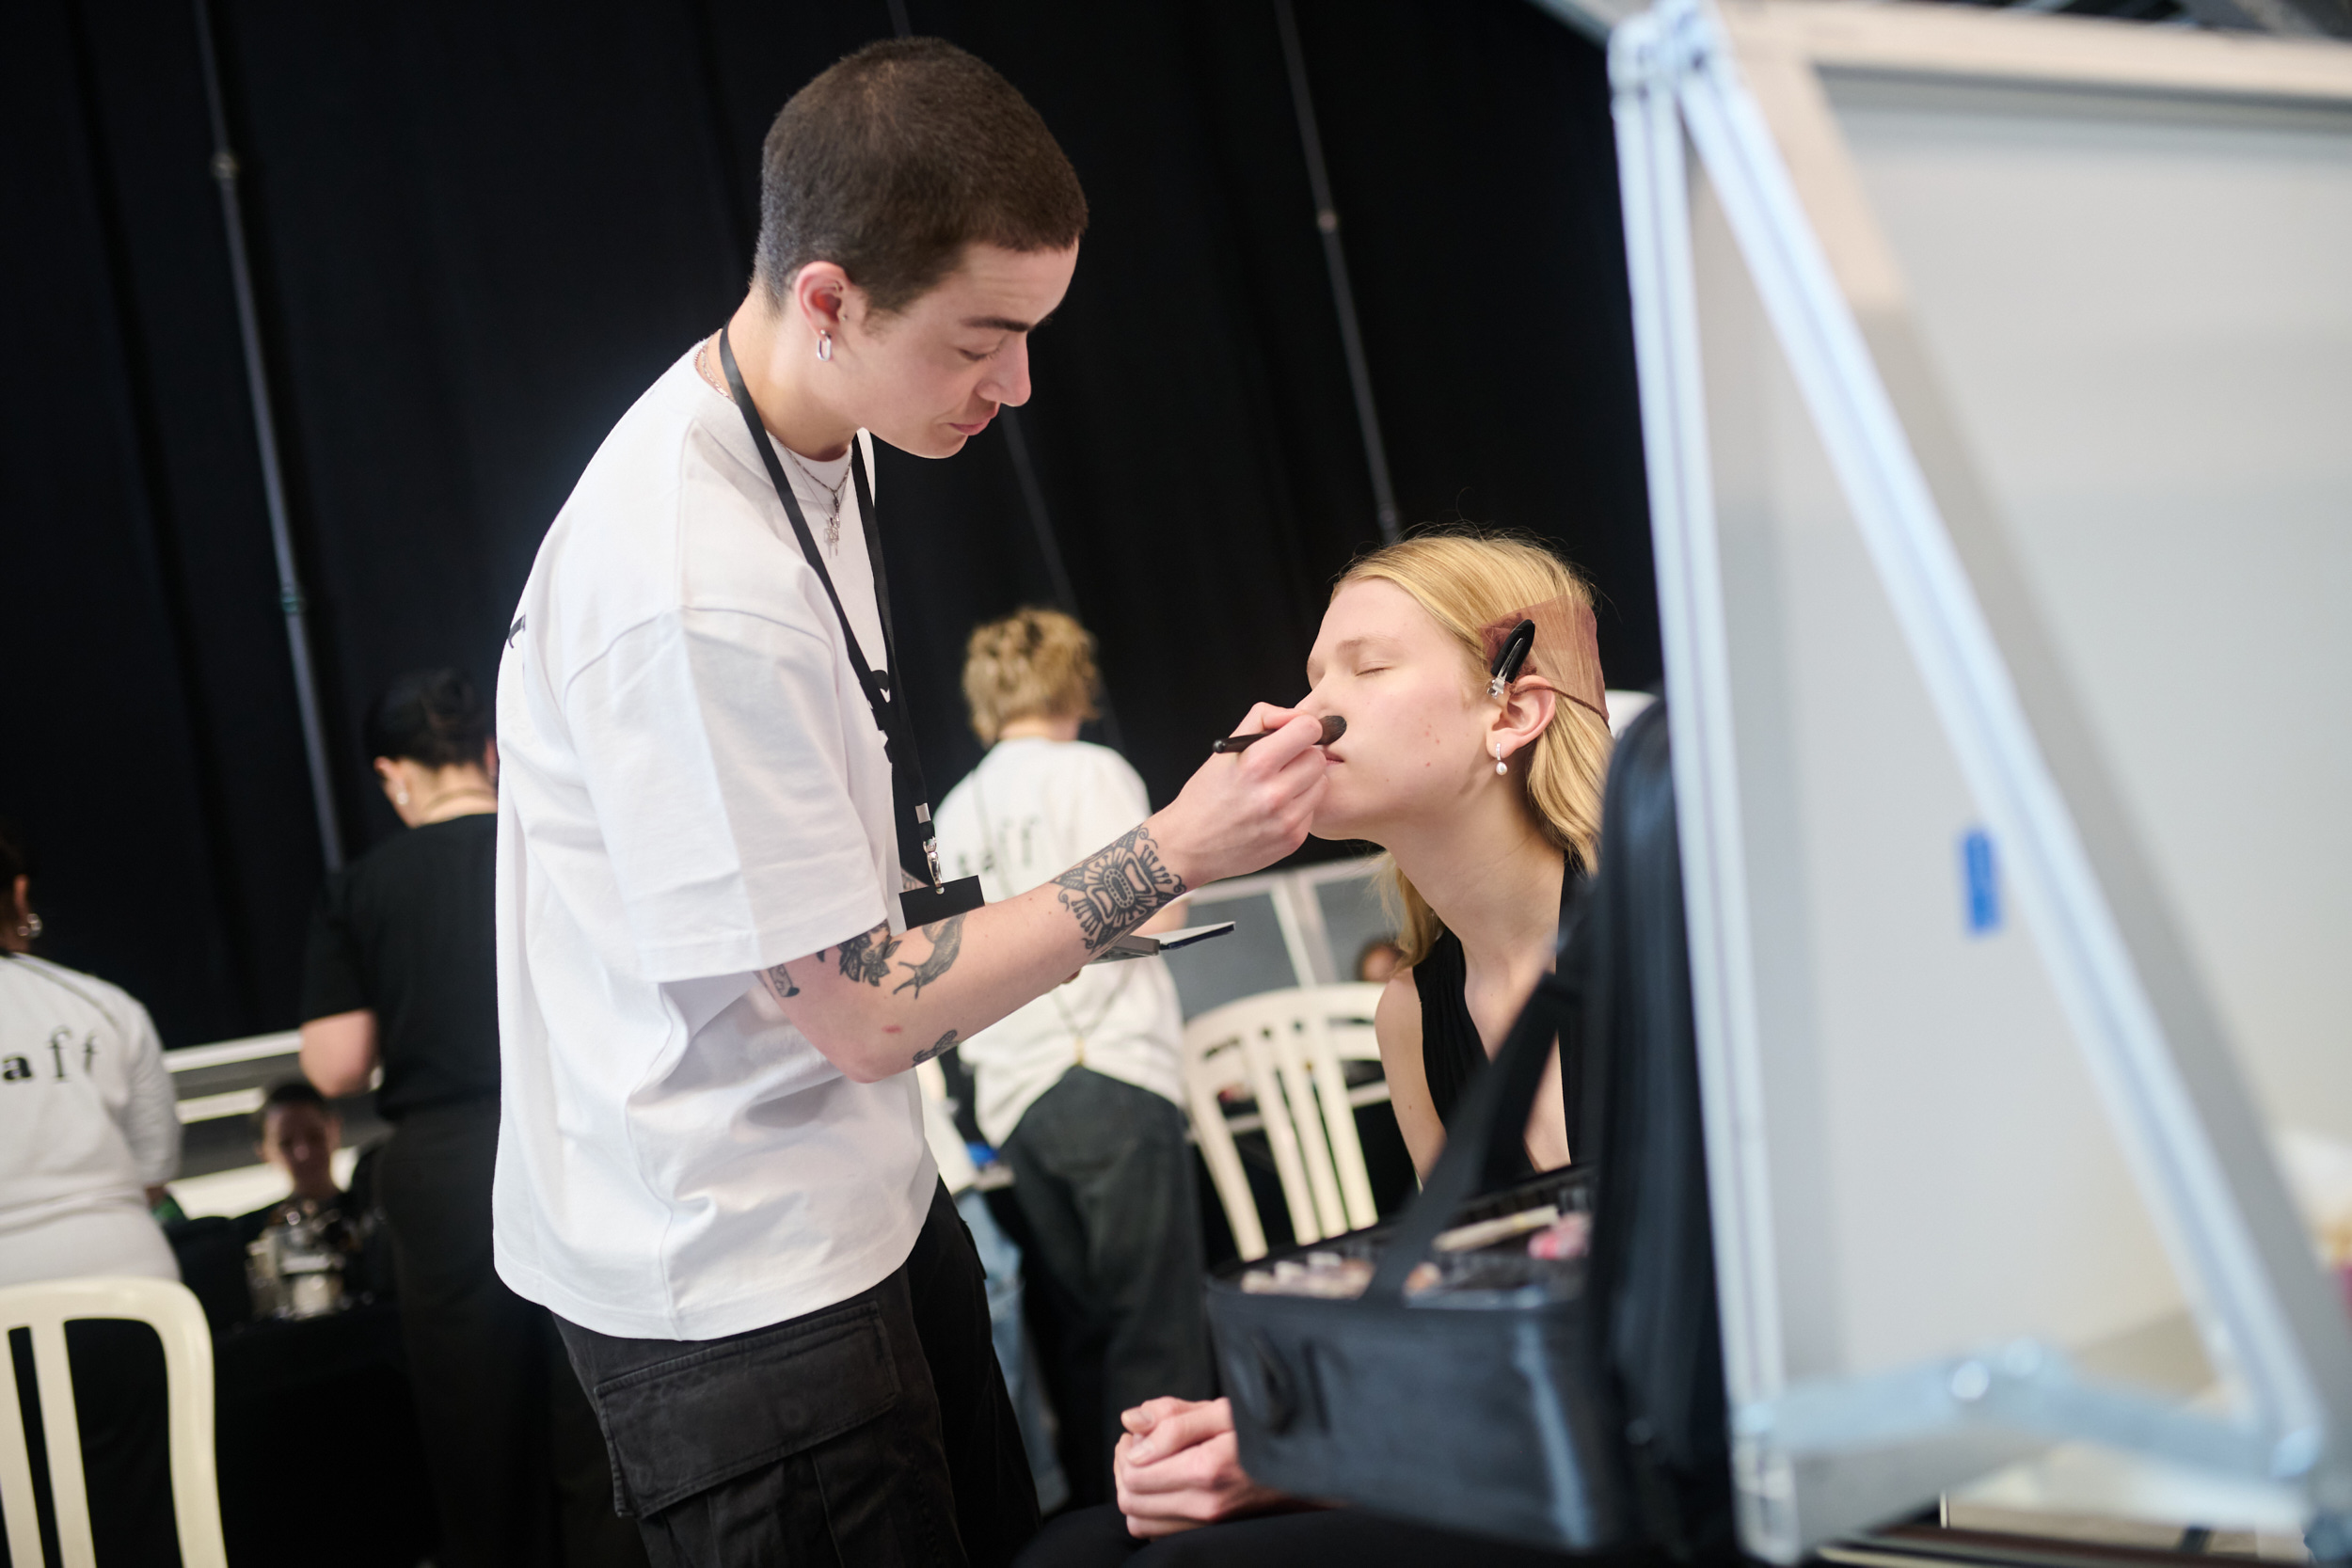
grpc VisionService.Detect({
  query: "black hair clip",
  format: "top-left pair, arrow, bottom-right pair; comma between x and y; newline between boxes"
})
1487,619 -> 1535,699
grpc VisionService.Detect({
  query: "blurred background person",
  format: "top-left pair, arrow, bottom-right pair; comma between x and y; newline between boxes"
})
0,819 -> 183,1562
933,610 -> 1212,1502
230,1079 -> 396,1313
234,1078 -> 351,1239
299,671 -> 642,1568
1354,937 -> 1406,985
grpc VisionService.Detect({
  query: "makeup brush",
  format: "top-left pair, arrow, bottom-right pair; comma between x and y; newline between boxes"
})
1210,714 -> 1346,754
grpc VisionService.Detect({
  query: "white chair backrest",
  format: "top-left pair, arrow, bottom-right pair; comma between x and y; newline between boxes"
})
1181,983 -> 1386,1261
0,1275 -> 229,1568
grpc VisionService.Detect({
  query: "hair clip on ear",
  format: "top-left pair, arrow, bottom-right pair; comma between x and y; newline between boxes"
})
1486,619 -> 1535,699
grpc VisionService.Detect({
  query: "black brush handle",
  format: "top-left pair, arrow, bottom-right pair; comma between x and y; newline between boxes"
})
1211,714 -> 1346,754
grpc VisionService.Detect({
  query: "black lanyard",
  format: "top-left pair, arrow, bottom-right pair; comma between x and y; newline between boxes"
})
718,328 -> 983,928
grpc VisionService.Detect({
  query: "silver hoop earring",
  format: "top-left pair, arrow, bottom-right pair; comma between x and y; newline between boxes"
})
816,330 -> 834,363
19,913 -> 42,940
1493,741 -> 1508,776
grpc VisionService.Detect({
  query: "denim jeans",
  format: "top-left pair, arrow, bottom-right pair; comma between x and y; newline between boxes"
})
999,1069 -> 1214,1496
556,1181 -> 1039,1568
957,1187 -> 1071,1514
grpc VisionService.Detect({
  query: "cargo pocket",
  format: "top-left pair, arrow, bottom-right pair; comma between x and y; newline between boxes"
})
592,1300 -> 902,1517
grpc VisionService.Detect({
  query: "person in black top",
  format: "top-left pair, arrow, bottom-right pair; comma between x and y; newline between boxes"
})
1020,531 -> 1618,1560
1327,533 -> 1613,1181
300,670 -> 644,1568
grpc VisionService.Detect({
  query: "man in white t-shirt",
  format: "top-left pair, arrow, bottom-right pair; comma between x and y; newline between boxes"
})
932,610 -> 1211,1497
495,39 -> 1329,1568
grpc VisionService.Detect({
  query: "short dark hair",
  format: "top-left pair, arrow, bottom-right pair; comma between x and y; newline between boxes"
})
253,1078 -> 331,1141
755,38 -> 1088,317
365,669 -> 488,769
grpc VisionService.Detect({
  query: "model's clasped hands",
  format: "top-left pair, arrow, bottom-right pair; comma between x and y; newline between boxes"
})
1112,1396 -> 1295,1538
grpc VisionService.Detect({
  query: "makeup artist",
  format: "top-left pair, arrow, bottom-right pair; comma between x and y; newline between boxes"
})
492,39 -> 1330,1568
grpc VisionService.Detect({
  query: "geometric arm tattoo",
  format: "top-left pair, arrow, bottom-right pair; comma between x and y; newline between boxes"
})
1049,824 -> 1188,955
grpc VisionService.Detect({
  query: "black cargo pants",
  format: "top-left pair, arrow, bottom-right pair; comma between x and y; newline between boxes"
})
556,1181 -> 1040,1567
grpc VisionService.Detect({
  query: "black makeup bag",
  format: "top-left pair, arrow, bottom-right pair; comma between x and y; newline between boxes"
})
1203,963 -> 1631,1550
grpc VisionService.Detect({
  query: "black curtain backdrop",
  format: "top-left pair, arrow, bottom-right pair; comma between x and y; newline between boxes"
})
1,0 -> 1653,1049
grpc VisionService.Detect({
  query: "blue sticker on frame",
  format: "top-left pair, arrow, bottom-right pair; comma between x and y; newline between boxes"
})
1961,828 -> 2000,936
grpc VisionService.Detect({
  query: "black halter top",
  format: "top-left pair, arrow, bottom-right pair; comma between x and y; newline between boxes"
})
1412,858 -> 1586,1179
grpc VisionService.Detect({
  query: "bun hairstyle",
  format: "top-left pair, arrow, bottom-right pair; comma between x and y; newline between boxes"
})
1334,530 -> 1613,968
961,608 -> 1102,746
364,669 -> 489,770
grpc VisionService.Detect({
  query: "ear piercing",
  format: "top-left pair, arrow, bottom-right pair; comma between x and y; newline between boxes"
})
395,787 -> 411,806
817,330 -> 834,363
1494,741 -> 1508,775
16,913 -> 41,941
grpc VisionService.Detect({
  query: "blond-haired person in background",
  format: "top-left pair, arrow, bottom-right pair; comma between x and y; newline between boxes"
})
933,608 -> 1211,1502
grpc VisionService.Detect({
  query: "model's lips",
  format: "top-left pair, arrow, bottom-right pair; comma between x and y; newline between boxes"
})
948,412 -> 996,436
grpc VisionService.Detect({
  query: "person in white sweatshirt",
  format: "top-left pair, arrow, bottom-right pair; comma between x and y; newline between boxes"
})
0,823 -> 180,1290
932,609 -> 1211,1500
0,822 -> 184,1565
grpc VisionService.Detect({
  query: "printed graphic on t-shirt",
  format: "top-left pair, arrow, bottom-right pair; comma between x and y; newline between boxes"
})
1,1025 -> 100,1083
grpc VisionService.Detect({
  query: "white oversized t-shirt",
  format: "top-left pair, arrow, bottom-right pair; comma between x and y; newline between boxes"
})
0,954 -> 181,1288
493,344 -> 934,1342
932,739 -> 1185,1147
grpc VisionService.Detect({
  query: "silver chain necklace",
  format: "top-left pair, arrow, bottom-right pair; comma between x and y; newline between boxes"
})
697,336 -> 848,555
782,447 -> 850,555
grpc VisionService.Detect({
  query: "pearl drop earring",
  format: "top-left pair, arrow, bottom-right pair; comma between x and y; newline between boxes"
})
1493,741 -> 1507,775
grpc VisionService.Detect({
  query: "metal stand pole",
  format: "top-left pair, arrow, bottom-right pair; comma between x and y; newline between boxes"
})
192,0 -> 344,870
1275,0 -> 1403,545
999,408 -> 1124,751
999,408 -> 1083,618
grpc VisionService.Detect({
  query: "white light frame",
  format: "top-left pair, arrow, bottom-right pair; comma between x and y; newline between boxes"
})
1608,1 -> 2352,1555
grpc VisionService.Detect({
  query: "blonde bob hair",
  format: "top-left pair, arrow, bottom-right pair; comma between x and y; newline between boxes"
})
1335,531 -> 1612,968
961,607 -> 1102,745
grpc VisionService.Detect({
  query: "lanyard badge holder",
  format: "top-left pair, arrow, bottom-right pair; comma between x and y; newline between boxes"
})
719,330 -> 984,929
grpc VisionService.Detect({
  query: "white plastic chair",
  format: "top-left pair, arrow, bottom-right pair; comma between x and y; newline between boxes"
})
0,1275 -> 230,1568
1182,983 -> 1389,1261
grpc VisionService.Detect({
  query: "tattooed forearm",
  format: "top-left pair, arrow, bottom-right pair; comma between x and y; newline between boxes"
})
837,927 -> 899,987
1051,825 -> 1188,955
892,913 -> 965,999
912,1030 -> 959,1065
